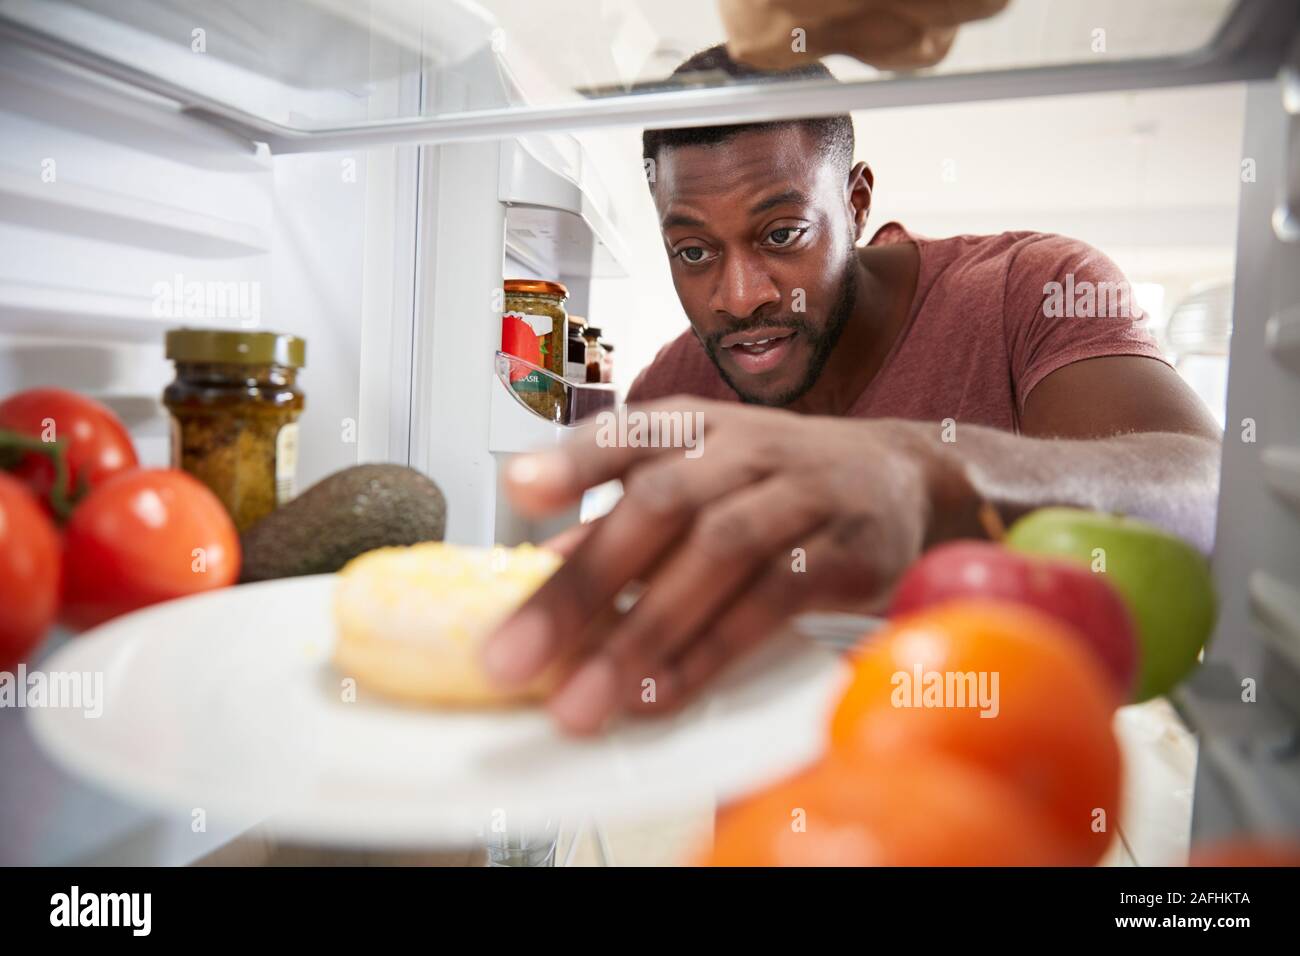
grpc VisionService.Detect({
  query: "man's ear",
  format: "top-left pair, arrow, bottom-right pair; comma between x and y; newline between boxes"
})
848,162 -> 874,243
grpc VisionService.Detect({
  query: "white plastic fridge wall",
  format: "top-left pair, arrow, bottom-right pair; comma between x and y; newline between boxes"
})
0,43 -> 383,486
1182,76 -> 1300,838
0,37 -> 387,864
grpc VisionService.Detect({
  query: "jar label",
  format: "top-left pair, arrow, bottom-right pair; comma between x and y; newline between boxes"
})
501,310 -> 555,392
509,311 -> 552,337
276,422 -> 299,504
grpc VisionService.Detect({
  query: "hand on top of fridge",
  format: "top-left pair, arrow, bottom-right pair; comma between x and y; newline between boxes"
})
718,0 -> 1009,72
482,397 -> 969,734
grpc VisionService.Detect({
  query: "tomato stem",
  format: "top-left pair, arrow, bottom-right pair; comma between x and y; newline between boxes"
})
0,428 -> 76,521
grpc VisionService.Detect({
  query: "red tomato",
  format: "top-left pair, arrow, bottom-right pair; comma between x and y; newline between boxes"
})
889,541 -> 1139,698
831,601 -> 1122,866
61,469 -> 240,631
0,388 -> 138,512
0,472 -> 61,669
701,752 -> 1071,867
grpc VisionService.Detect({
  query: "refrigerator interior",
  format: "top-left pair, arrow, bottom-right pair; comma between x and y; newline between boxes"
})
1,0 -> 1298,864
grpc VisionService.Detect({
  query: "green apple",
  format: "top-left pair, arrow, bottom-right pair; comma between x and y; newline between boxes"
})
1005,507 -> 1216,701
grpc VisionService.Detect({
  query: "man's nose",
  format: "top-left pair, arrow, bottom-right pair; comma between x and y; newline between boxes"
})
709,249 -> 782,319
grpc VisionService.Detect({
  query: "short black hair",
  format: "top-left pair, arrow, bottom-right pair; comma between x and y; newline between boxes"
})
641,45 -> 854,176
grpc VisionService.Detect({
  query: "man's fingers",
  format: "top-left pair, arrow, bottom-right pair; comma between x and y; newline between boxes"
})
633,519 -> 895,716
651,550 -> 831,714
757,0 -> 1006,29
538,520 -> 597,558
505,399 -> 719,518
902,0 -> 1009,29
657,586 -> 792,714
483,495 -> 687,691
799,13 -> 955,70
722,0 -> 1005,71
483,444 -> 761,691
545,476 -> 828,732
505,437 -> 651,518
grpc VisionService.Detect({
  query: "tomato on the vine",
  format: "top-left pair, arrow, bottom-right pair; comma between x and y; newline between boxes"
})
0,472 -> 61,669
0,388 -> 138,516
61,469 -> 240,631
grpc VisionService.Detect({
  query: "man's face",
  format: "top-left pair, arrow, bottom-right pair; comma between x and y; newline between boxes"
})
652,125 -> 861,406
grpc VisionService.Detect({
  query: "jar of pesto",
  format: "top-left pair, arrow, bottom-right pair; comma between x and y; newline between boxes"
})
502,279 -> 568,421
163,329 -> 305,532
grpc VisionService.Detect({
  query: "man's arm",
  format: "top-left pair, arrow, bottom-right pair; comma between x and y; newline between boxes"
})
483,358 -> 1223,733
932,354 -> 1222,553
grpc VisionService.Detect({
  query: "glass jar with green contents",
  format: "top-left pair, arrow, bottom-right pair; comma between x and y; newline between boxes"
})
502,279 -> 568,421
163,329 -> 305,532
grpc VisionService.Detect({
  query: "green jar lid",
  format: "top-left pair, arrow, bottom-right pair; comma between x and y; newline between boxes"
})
166,328 -> 305,367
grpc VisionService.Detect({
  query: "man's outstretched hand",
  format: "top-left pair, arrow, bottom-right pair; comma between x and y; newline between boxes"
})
482,398 -> 976,734
719,0 -> 1009,72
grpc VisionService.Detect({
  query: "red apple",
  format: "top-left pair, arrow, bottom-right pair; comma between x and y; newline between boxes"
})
890,540 -> 1138,699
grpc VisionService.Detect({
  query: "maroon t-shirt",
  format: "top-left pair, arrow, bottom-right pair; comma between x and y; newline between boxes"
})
627,222 -> 1168,433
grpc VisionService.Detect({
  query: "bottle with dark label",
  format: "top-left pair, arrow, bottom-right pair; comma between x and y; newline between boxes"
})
599,340 -> 613,384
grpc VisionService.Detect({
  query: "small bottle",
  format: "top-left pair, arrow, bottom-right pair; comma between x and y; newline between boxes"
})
566,316 -> 588,383
583,325 -> 605,384
599,340 -> 613,384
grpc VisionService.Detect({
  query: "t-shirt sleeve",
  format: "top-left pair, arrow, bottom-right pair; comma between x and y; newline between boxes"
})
1003,234 -> 1169,413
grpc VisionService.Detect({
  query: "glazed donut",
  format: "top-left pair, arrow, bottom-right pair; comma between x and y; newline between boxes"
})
333,542 -> 562,706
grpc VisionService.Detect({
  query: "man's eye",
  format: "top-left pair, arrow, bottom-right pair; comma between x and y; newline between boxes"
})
766,227 -> 804,247
677,246 -> 711,263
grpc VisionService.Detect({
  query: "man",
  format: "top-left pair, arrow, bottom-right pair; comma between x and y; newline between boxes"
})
484,48 -> 1222,734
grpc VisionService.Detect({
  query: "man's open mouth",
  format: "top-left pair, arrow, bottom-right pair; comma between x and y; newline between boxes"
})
721,328 -> 798,374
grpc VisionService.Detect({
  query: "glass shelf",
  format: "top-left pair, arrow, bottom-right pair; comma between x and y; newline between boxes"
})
495,351 -> 616,427
0,0 -> 1292,150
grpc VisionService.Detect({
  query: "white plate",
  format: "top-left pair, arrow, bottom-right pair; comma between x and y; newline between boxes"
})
28,575 -> 853,847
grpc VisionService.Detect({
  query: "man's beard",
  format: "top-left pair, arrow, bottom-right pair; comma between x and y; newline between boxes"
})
701,257 -> 859,407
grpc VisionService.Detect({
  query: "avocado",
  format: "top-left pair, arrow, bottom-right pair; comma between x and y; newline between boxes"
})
239,464 -> 446,582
